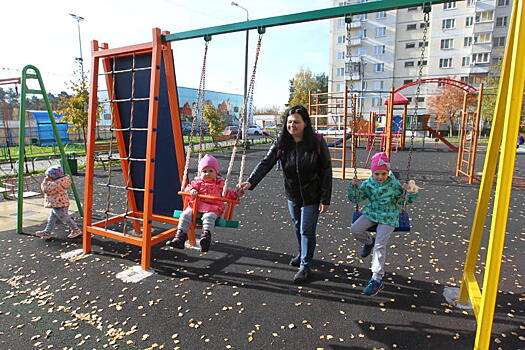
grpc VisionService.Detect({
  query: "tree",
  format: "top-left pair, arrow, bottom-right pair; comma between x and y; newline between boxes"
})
427,85 -> 476,136
255,105 -> 281,115
287,68 -> 328,109
202,105 -> 226,136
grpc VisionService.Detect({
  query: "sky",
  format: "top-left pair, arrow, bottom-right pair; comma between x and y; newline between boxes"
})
0,0 -> 331,110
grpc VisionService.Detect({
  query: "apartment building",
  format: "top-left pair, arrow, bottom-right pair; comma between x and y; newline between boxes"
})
328,0 -> 512,119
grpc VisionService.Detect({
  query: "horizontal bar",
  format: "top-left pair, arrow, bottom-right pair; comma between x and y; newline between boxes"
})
110,127 -> 149,132
164,0 -> 448,42
100,97 -> 150,103
150,227 -> 178,246
87,225 -> 143,246
0,78 -> 21,85
26,89 -> 43,94
93,42 -> 153,58
99,66 -> 152,75
94,183 -> 145,192
132,211 -> 180,226
178,191 -> 241,205
94,210 -> 145,222
92,215 -> 126,227
109,156 -> 147,162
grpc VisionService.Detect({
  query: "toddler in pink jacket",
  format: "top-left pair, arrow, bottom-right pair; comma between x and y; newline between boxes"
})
167,154 -> 240,252
36,165 -> 81,239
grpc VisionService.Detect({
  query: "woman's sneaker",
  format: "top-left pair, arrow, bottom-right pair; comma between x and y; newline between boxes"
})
293,267 -> 311,284
289,254 -> 300,267
363,278 -> 384,296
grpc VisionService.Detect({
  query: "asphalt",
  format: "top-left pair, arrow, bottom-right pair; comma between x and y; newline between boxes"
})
0,144 -> 523,350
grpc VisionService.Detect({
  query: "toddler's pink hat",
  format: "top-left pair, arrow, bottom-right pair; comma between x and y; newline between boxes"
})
198,154 -> 219,174
370,152 -> 390,172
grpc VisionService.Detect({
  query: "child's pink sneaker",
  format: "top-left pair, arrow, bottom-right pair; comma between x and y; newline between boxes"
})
67,229 -> 82,239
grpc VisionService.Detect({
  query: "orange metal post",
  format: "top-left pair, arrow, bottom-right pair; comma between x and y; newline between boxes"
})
401,104 -> 407,150
456,91 -> 469,177
385,89 -> 394,158
140,28 -> 163,270
469,83 -> 484,184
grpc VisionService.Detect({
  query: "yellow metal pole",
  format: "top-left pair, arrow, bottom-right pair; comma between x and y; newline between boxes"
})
457,0 -> 518,309
475,0 -> 525,347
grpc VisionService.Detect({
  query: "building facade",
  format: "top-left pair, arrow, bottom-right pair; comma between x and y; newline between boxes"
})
328,0 -> 512,120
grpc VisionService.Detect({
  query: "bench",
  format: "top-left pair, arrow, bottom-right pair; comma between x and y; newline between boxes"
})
211,134 -> 235,150
93,141 -> 118,170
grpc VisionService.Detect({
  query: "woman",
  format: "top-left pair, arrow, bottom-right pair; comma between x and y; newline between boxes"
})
239,105 -> 332,283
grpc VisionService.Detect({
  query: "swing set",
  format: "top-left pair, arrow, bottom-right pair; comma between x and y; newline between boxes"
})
81,2 -> 524,349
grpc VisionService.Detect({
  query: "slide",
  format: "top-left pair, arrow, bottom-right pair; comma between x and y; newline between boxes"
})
423,125 -> 458,151
326,133 -> 353,147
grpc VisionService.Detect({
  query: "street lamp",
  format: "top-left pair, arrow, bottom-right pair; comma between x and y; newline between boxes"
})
69,13 -> 85,81
231,1 -> 249,144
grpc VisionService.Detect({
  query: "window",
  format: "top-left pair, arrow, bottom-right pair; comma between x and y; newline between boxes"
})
465,16 -> 474,26
417,60 -> 428,66
374,63 -> 385,72
376,27 -> 386,37
403,79 -> 413,85
473,53 -> 490,64
376,11 -> 386,19
474,32 -> 491,44
338,2 -> 346,6
337,35 -> 346,44
442,18 -> 456,29
336,67 -> 345,76
374,81 -> 384,90
337,18 -> 345,27
404,61 -> 415,67
441,38 -> 454,49
358,29 -> 367,38
496,16 -> 508,27
497,0 -> 510,6
372,98 -> 382,107
438,82 -> 446,87
439,58 -> 453,68
462,56 -> 471,66
416,97 -> 425,103
492,57 -> 502,65
443,1 -> 457,9
405,42 -> 416,49
408,7 -> 418,11
336,84 -> 344,92
356,47 -> 366,56
419,41 -> 429,47
336,52 -> 345,60
461,76 -> 474,84
407,24 -> 417,30
475,11 -> 494,23
493,36 -> 505,47
464,37 -> 473,46
467,0 -> 475,5
375,45 -> 385,55
420,22 -> 429,28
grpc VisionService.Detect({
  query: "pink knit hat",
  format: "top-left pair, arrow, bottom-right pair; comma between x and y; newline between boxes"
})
370,152 -> 390,172
198,154 -> 219,174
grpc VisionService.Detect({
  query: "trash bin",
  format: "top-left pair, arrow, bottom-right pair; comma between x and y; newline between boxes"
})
61,152 -> 78,175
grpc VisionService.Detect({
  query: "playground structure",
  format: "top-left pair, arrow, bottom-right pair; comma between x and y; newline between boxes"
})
76,1 -> 525,348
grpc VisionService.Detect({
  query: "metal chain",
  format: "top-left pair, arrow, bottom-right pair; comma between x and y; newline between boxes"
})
181,39 -> 209,190
403,4 -> 430,210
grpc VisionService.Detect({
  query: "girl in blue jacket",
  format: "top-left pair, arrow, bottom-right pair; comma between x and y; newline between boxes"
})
348,152 -> 419,296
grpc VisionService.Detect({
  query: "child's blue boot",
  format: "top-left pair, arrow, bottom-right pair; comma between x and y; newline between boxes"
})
363,277 -> 384,296
360,237 -> 375,258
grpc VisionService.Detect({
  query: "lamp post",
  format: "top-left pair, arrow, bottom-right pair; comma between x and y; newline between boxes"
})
69,13 -> 85,82
231,1 -> 249,145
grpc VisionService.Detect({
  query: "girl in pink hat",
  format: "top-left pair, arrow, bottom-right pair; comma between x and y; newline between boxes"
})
167,154 -> 241,252
348,152 -> 420,296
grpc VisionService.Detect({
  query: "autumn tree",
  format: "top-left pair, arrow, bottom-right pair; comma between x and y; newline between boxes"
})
202,105 -> 226,136
287,68 -> 328,109
428,85 -> 476,136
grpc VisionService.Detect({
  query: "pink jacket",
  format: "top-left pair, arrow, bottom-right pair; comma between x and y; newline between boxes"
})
185,178 -> 239,216
42,176 -> 71,208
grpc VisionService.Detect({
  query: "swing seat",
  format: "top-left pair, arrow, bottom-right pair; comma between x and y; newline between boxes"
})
173,210 -> 239,228
352,211 -> 411,232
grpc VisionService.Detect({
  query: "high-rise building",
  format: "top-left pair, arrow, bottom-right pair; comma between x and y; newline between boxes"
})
328,0 -> 512,117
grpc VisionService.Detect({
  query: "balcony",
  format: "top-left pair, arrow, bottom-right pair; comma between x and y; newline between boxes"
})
350,20 -> 362,28
349,38 -> 362,46
345,74 -> 361,81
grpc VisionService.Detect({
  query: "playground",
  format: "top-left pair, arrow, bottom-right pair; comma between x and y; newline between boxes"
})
0,145 -> 523,349
1,0 -> 525,349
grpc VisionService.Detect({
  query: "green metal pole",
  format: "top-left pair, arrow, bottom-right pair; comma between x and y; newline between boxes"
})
16,71 -> 28,234
164,0 -> 454,42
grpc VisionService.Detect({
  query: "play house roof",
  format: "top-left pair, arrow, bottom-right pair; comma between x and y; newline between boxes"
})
384,92 -> 410,105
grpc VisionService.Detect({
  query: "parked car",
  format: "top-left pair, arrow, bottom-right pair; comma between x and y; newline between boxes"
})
317,127 -> 351,136
374,126 -> 385,134
247,125 -> 263,135
223,125 -> 239,136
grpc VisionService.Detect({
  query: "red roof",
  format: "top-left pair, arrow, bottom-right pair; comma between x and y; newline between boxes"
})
384,92 -> 410,105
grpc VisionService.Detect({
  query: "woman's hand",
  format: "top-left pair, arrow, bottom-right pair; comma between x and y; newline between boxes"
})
351,178 -> 361,186
237,182 -> 251,197
190,189 -> 198,197
319,204 -> 329,214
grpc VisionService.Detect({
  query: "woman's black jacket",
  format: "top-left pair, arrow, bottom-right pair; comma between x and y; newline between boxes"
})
246,138 -> 332,206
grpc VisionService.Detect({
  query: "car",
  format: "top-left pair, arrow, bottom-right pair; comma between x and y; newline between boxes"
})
247,125 -> 263,135
317,127 -> 351,136
374,126 -> 385,134
223,125 -> 239,136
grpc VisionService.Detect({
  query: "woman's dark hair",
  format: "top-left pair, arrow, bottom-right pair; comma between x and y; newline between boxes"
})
277,105 -> 318,152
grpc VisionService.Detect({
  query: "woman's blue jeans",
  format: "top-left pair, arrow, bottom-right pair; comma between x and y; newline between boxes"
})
287,200 -> 320,269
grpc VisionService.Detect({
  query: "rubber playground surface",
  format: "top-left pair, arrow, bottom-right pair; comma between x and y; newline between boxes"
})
0,144 -> 523,349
